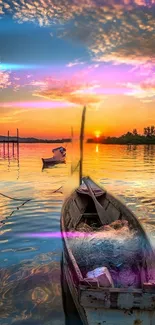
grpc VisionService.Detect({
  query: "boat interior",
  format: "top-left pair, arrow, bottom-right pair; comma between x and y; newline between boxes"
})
63,179 -> 155,289
65,181 -> 145,233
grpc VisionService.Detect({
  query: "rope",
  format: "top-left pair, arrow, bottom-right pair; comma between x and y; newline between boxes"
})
51,186 -> 63,194
0,192 -> 32,202
0,185 -> 63,224
0,185 -> 63,202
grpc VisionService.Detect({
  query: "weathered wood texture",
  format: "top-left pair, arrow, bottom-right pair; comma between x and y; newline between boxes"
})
80,289 -> 155,310
60,176 -> 155,325
84,307 -> 155,325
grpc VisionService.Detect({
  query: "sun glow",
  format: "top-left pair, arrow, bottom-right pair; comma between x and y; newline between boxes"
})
94,130 -> 101,138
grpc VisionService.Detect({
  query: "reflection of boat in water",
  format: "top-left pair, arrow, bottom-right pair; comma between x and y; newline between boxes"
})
60,107 -> 155,325
42,146 -> 66,167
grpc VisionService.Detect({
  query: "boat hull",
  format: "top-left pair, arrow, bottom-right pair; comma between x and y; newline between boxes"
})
62,252 -> 155,325
62,251 -> 89,325
61,253 -> 83,325
60,177 -> 155,325
42,157 -> 66,166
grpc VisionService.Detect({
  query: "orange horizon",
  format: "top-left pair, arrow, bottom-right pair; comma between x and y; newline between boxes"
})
0,126 -> 152,140
0,96 -> 154,139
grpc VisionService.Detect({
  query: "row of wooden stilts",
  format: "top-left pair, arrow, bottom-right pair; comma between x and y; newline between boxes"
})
1,129 -> 19,158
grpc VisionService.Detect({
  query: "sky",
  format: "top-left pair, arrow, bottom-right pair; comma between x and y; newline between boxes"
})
0,0 -> 155,139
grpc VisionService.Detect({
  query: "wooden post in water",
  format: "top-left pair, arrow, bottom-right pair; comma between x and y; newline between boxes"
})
1,129 -> 20,158
17,128 -> 19,143
12,141 -> 15,156
3,140 -> 5,156
17,128 -> 19,158
79,106 -> 86,185
7,130 -> 10,157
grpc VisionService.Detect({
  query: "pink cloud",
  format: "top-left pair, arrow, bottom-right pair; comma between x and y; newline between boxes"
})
0,71 -> 11,89
0,101 -> 76,109
119,77 -> 155,100
140,77 -> 155,90
33,77 -> 106,106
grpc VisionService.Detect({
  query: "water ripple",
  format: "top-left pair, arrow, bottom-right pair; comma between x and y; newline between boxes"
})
0,143 -> 155,324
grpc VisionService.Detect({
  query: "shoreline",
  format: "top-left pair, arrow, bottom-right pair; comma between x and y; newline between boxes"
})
0,141 -> 155,145
87,142 -> 155,145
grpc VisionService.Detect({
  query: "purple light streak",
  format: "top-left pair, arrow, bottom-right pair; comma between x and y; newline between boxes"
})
16,231 -> 92,238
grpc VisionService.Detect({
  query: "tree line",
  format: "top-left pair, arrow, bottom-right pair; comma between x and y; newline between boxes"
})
87,126 -> 155,144
133,126 -> 155,137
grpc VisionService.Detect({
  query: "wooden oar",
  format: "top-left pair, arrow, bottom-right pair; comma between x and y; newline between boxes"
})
82,177 -> 109,225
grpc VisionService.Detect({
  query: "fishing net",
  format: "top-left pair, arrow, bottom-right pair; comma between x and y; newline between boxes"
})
69,220 -> 154,288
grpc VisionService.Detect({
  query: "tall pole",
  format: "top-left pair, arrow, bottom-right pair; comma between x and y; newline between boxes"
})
17,128 -> 19,158
71,126 -> 74,174
79,106 -> 86,185
17,128 -> 19,144
3,140 -> 5,157
7,130 -> 9,157
12,141 -> 15,156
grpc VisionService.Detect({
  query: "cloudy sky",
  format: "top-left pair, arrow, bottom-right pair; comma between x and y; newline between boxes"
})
0,0 -> 155,138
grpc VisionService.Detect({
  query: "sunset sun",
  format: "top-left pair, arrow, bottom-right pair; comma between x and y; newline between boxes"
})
94,130 -> 101,139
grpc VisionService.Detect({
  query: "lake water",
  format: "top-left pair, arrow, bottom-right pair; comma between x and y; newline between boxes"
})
0,143 -> 155,325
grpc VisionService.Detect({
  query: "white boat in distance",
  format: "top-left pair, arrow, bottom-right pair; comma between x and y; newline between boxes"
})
42,146 -> 66,166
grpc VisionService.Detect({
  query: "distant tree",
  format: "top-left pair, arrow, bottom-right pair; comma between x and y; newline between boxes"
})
124,132 -> 132,136
144,127 -> 147,136
144,126 -> 155,137
151,125 -> 155,136
133,129 -> 138,136
147,126 -> 151,136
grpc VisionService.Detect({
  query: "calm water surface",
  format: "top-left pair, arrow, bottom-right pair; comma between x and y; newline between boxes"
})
0,143 -> 155,324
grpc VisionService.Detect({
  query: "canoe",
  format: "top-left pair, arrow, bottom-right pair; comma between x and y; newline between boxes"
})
42,157 -> 66,166
42,146 -> 66,167
60,176 -> 155,325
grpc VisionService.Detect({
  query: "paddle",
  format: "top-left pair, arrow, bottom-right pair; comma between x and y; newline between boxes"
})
82,177 -> 109,225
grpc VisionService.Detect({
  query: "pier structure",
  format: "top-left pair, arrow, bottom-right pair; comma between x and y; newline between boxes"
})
1,128 -> 19,158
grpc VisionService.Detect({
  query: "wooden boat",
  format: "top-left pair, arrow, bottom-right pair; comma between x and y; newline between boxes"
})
60,107 -> 155,325
61,176 -> 155,325
42,146 -> 66,167
42,156 -> 66,167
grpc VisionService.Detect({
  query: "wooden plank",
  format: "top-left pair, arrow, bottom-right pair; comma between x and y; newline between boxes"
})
77,177 -> 106,197
82,177 -> 111,225
84,308 -> 155,325
82,213 -> 98,218
74,193 -> 88,213
63,253 -> 89,325
80,290 -> 155,310
74,212 -> 99,227
103,198 -> 110,209
70,199 -> 82,228
143,283 -> 155,293
106,203 -> 120,223
68,219 -> 73,229
106,193 -> 122,212
64,212 -> 71,228
80,279 -> 99,288
72,198 -> 87,228
80,290 -> 111,309
98,196 -> 109,210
